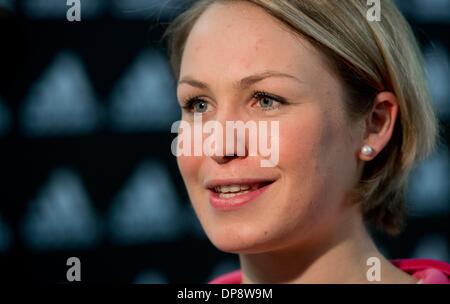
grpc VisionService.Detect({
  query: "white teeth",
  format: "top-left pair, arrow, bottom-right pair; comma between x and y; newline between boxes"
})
214,184 -> 252,193
229,185 -> 241,192
219,190 -> 250,198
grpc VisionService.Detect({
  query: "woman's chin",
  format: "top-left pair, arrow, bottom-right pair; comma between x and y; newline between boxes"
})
206,227 -> 275,254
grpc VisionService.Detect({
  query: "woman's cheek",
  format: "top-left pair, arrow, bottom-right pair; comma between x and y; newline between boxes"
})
277,111 -> 324,170
177,155 -> 202,194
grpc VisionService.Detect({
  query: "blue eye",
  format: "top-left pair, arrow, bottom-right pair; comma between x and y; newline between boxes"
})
192,100 -> 209,113
259,96 -> 275,108
182,97 -> 209,113
253,91 -> 285,111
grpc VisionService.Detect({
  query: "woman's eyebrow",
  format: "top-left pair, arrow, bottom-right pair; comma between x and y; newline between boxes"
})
177,70 -> 303,90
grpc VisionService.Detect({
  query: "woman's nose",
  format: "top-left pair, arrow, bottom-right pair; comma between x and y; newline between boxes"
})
208,109 -> 250,165
210,152 -> 240,165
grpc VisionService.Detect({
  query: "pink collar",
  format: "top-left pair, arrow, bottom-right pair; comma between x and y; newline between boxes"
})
209,258 -> 450,284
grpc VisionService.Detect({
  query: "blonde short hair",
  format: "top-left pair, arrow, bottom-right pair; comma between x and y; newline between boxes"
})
163,0 -> 439,235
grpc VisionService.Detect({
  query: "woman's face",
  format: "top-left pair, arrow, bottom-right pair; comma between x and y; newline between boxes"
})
176,1 -> 364,254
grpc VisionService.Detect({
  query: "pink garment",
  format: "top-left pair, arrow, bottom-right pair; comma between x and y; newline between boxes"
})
209,258 -> 450,284
391,259 -> 450,284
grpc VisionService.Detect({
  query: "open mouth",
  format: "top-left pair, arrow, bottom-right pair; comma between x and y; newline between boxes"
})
210,181 -> 274,199
205,178 -> 276,210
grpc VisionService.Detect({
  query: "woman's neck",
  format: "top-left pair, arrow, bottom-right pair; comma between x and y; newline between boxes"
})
239,210 -> 417,284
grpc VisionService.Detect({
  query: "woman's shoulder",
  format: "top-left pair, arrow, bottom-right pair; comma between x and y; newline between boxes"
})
208,258 -> 450,284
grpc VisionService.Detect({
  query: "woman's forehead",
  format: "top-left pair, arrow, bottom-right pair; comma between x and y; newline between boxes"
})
180,4 -> 326,86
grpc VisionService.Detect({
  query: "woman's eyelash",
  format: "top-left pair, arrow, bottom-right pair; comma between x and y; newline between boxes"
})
181,95 -> 206,111
252,91 -> 287,107
181,91 -> 287,111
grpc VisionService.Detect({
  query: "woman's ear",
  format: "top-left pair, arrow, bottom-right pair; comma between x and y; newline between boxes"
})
359,92 -> 399,161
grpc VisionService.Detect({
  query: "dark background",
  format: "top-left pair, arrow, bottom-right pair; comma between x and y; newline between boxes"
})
0,0 -> 449,283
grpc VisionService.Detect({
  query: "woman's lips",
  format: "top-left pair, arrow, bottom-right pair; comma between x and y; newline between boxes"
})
206,179 -> 274,211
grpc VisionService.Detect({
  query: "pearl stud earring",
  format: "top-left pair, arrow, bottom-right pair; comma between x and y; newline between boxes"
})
361,145 -> 375,156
